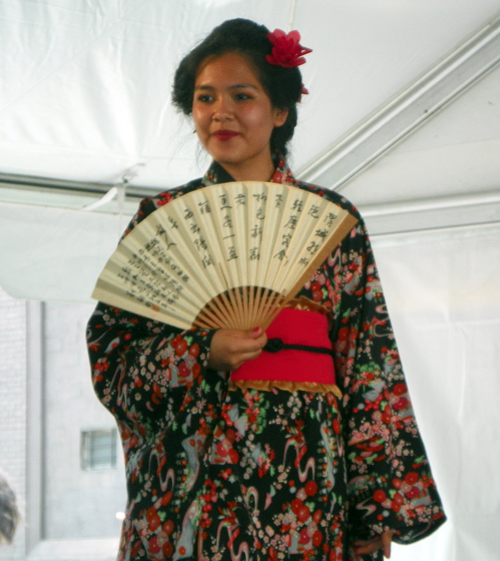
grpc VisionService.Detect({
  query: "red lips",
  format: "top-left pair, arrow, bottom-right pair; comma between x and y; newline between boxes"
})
212,129 -> 240,141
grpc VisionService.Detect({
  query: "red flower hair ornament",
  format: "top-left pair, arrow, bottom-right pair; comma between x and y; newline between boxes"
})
266,29 -> 312,68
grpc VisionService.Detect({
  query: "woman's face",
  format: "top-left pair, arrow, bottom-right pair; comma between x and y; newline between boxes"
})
192,52 -> 287,181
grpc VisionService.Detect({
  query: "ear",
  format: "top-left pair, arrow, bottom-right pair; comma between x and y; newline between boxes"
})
273,107 -> 288,127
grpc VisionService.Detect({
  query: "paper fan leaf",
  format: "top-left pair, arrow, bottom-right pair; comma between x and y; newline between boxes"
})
92,182 -> 357,330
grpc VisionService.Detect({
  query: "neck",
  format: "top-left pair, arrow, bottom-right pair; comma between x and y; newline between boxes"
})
217,154 -> 276,182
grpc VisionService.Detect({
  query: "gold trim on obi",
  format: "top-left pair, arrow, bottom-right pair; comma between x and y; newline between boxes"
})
229,379 -> 343,396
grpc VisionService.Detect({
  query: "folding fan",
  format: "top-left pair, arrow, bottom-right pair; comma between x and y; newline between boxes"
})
92,181 -> 357,330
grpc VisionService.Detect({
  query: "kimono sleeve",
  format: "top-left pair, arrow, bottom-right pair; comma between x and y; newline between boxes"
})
86,194 -> 221,435
330,217 -> 446,549
86,195 -> 229,555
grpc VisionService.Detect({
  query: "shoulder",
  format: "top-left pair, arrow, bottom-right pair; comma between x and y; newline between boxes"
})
292,178 -> 363,223
140,177 -> 204,215
125,177 -> 204,234
288,178 -> 375,258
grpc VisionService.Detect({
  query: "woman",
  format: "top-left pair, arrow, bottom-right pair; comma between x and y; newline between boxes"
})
87,18 -> 445,561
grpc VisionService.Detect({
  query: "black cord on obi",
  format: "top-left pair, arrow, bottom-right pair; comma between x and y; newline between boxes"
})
264,338 -> 332,355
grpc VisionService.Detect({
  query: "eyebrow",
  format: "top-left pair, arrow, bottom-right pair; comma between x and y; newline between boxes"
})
194,84 -> 259,91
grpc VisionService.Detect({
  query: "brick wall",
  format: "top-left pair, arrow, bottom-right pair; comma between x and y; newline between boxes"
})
43,301 -> 125,540
0,287 -> 125,561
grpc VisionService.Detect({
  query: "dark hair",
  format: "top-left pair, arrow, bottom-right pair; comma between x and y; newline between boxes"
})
0,474 -> 18,544
172,18 -> 304,157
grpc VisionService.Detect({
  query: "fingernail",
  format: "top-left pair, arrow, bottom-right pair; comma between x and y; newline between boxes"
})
253,327 -> 261,333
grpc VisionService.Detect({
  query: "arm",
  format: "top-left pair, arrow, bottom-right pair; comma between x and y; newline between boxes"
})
327,218 -> 446,551
87,300 -> 267,556
87,194 -> 269,555
87,193 -> 230,552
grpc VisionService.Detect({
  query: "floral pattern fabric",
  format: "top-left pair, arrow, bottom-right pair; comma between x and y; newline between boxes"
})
87,155 -> 445,561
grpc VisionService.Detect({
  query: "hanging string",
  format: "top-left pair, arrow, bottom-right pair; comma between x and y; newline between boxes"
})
82,185 -> 120,212
82,163 -> 144,213
82,163 -> 144,237
116,163 -> 144,236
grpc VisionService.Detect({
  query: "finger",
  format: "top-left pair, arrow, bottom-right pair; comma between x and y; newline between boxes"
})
353,539 -> 382,556
353,530 -> 393,558
352,540 -> 370,547
234,349 -> 262,369
248,326 -> 263,338
234,334 -> 267,353
382,530 -> 393,559
247,327 -> 268,346
209,329 -> 267,370
238,329 -> 267,351
233,338 -> 268,364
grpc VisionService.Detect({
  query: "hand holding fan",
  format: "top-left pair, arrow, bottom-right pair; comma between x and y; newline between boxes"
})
92,181 -> 357,330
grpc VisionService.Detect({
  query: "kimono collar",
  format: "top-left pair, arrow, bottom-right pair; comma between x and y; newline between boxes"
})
201,152 -> 297,187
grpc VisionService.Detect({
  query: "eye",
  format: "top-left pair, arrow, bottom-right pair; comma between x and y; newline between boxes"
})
196,93 -> 214,103
234,92 -> 253,101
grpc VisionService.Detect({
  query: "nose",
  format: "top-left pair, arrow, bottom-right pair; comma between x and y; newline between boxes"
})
212,95 -> 233,122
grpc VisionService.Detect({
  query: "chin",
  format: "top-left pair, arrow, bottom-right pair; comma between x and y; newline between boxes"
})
209,149 -> 244,167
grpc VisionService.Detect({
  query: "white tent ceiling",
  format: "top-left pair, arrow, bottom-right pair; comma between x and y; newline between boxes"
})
1,0 -> 499,191
1,3 -> 500,561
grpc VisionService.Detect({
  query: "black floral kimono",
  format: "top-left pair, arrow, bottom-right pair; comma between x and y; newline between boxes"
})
87,154 -> 445,561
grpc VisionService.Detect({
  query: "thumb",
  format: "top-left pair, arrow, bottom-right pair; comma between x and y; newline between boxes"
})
246,327 -> 267,349
248,326 -> 263,338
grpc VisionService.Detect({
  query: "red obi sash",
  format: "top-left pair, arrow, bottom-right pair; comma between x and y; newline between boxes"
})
230,308 -> 336,390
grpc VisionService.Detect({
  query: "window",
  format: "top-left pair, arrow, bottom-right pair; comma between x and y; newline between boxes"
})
81,429 -> 117,470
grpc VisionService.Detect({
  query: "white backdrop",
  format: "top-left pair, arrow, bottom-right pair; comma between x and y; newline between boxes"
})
370,223 -> 500,561
0,201 -> 128,303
